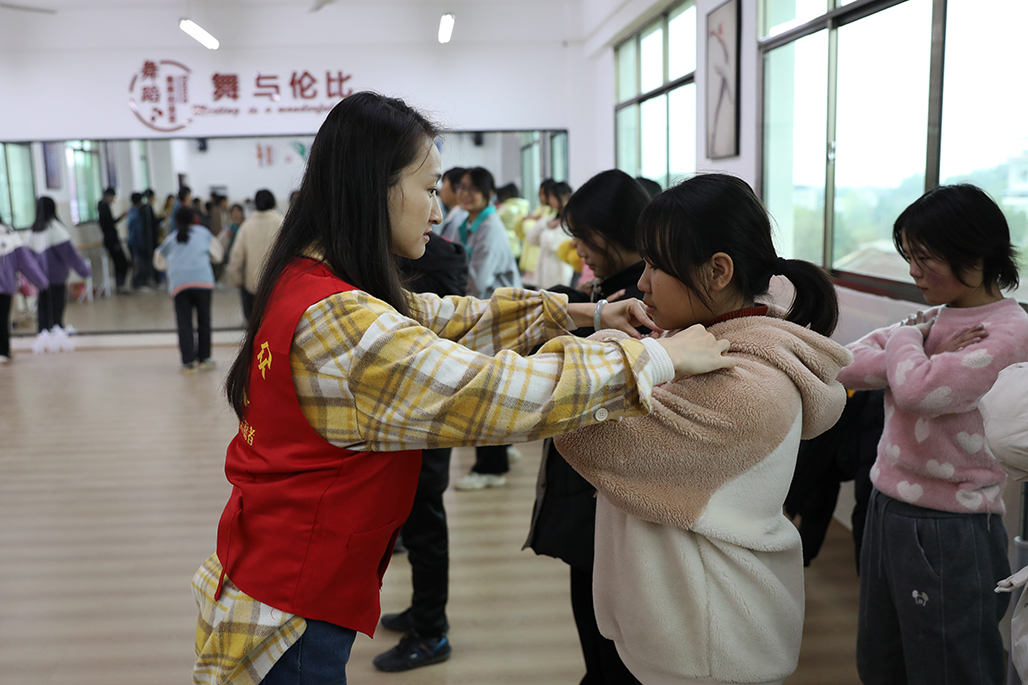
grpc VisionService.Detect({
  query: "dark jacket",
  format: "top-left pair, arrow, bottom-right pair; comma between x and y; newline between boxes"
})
97,200 -> 120,246
397,233 -> 469,298
524,261 -> 646,570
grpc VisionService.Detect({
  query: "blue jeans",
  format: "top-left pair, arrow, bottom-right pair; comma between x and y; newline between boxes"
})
261,619 -> 357,685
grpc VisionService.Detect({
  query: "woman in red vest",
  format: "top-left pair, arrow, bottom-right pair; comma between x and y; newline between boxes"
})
191,92 -> 735,685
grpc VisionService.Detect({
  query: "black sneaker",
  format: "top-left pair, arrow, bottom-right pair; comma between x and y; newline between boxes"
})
372,633 -> 452,672
379,609 -> 413,633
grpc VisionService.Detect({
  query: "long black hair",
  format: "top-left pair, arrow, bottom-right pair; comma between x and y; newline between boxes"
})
31,196 -> 59,232
174,207 -> 195,243
563,170 -> 648,275
226,91 -> 440,419
893,183 -> 1020,294
637,174 -> 839,336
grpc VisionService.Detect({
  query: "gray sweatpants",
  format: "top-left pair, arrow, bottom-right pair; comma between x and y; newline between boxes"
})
857,489 -> 1009,684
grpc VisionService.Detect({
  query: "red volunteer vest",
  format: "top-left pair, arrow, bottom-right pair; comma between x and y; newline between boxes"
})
215,258 -> 422,636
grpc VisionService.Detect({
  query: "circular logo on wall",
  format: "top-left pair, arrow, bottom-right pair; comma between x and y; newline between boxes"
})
128,60 -> 194,133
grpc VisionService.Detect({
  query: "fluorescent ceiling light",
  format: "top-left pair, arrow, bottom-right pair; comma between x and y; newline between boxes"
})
438,13 -> 455,44
179,18 -> 220,50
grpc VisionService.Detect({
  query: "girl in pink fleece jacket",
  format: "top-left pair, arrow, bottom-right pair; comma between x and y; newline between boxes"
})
837,184 -> 1028,684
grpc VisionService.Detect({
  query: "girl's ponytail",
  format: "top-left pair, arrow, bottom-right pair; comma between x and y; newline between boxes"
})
776,258 -> 839,337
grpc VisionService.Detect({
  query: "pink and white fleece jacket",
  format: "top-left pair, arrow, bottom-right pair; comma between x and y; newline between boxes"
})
838,298 -> 1028,515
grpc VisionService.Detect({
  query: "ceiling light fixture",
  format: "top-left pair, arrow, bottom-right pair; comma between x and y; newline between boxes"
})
179,18 -> 220,50
438,13 -> 455,44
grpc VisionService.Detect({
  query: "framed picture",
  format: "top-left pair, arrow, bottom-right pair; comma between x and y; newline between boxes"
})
42,141 -> 62,189
706,0 -> 740,159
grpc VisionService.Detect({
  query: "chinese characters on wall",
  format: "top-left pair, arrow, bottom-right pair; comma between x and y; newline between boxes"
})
128,59 -> 355,133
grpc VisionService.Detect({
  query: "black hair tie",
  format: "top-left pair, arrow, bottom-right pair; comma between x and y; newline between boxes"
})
772,257 -> 788,275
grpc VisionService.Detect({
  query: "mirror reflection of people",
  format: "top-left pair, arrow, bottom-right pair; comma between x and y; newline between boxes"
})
153,207 -> 224,373
190,91 -> 736,685
525,181 -> 574,290
26,197 -> 91,333
0,219 -> 49,363
98,187 -> 130,295
226,189 -> 284,323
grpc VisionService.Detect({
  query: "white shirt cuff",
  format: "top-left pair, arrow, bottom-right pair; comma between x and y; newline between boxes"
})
640,337 -> 674,385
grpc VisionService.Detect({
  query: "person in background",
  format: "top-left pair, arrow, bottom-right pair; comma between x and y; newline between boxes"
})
98,187 -> 130,295
525,181 -> 574,290
26,197 -> 92,332
634,177 -> 662,199
518,178 -> 558,287
450,167 -> 523,491
496,182 -> 529,262
209,194 -> 229,283
525,170 -> 650,684
436,166 -> 468,241
172,186 -> 192,223
137,189 -> 161,289
195,198 -> 212,229
374,231 -> 470,672
126,192 -> 148,290
220,203 -> 245,261
154,207 -> 224,373
837,184 -> 1028,684
226,189 -> 285,322
0,220 -> 49,363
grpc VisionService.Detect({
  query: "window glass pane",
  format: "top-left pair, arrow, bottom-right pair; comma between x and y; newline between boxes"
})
640,94 -> 669,190
550,132 -> 568,183
763,0 -> 829,38
668,2 -> 697,80
668,83 -> 696,186
763,30 -> 827,263
0,145 -> 12,227
832,0 -> 932,280
616,39 -> 638,103
616,105 -> 640,178
6,144 -> 36,229
940,0 -> 1028,302
139,141 -> 151,190
639,21 -> 664,94
521,140 -> 542,212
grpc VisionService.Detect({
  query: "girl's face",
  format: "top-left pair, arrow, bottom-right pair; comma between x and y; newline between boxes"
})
388,140 -> 443,260
457,174 -> 489,214
637,262 -> 713,331
547,192 -> 563,212
901,233 -> 985,308
230,207 -> 244,225
573,233 -> 629,279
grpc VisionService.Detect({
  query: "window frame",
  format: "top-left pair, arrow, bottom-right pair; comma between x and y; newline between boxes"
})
757,0 -> 952,302
614,0 -> 698,184
0,142 -> 37,230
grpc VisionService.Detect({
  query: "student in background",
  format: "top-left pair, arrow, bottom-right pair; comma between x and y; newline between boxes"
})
26,197 -> 92,333
436,166 -> 468,241
525,170 -> 652,684
496,182 -> 529,262
127,193 -> 148,290
98,187 -> 130,295
226,189 -> 285,322
837,184 -> 1027,684
154,207 -> 224,373
525,181 -> 574,290
0,220 -> 49,363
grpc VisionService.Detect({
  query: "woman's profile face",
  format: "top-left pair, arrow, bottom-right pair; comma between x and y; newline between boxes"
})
457,174 -> 489,213
230,207 -> 245,225
637,261 -> 710,331
388,140 -> 443,260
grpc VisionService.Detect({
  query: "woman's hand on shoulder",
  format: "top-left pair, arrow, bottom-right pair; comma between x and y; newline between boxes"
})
657,324 -> 736,380
598,297 -> 662,338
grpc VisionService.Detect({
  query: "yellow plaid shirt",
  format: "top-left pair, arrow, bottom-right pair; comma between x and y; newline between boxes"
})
193,286 -> 673,685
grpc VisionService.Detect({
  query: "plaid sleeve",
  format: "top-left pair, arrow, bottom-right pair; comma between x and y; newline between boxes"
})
406,287 -> 575,356
292,290 -> 662,451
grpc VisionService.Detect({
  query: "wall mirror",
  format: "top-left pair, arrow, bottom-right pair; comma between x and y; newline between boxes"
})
2,129 -> 568,336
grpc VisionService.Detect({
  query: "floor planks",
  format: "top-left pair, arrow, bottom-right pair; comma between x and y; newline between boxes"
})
0,344 -> 861,684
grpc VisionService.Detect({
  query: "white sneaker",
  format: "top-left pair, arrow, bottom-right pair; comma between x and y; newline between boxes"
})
507,446 -> 524,463
453,471 -> 507,491
198,358 -> 217,371
0,355 -> 11,364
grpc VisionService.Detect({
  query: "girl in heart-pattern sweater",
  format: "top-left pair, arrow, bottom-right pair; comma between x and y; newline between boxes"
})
837,184 -> 1028,685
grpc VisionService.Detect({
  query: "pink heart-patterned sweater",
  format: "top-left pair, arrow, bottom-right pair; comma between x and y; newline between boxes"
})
837,297 -> 1028,515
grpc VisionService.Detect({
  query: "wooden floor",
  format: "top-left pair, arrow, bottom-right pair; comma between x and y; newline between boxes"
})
0,344 -> 861,684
